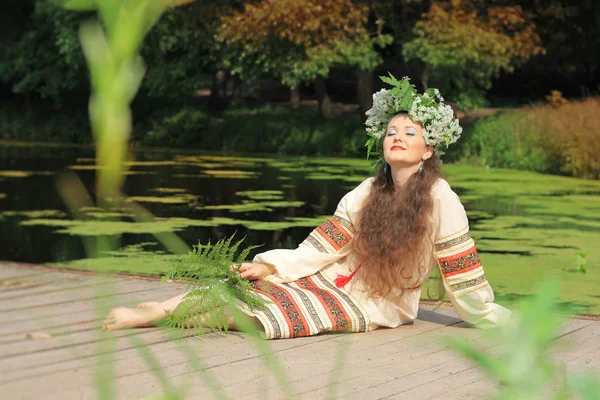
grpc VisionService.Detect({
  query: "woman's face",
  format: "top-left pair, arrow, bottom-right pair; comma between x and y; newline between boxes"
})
383,114 -> 432,167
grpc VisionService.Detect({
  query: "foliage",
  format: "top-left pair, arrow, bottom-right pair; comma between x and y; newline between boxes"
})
364,73 -> 462,160
462,111 -> 553,173
0,0 -> 215,108
215,0 -> 393,89
0,0 -> 89,104
139,2 -> 221,100
450,279 -> 600,399
574,253 -> 587,274
0,102 -> 90,143
403,0 -> 544,109
545,90 -> 568,108
463,98 -> 600,178
161,235 -> 266,333
138,105 -> 366,155
496,0 -> 600,99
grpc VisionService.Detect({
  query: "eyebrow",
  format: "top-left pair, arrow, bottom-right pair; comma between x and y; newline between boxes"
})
386,125 -> 418,130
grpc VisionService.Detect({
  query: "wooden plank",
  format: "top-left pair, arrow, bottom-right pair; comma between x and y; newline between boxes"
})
1,310 -> 459,399
0,263 -> 49,281
1,330 -> 312,399
0,273 -> 113,301
242,323 -> 485,399
353,319 -> 598,400
552,321 -> 600,369
0,281 -> 185,328
93,316 -> 470,400
0,276 -> 171,312
0,286 -> 187,363
0,285 -> 185,341
2,264 -> 598,400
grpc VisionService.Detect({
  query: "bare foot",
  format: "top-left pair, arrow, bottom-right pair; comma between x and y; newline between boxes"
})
102,307 -> 166,331
137,301 -> 160,309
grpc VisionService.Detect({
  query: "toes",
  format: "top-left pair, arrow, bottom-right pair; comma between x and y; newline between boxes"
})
103,323 -> 119,331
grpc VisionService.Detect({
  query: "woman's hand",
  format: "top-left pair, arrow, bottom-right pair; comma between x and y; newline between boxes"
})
238,263 -> 276,280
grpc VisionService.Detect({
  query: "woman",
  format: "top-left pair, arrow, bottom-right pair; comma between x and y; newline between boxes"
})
103,75 -> 511,337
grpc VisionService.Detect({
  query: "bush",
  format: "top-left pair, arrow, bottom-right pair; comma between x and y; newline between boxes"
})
530,98 -> 600,179
461,98 -> 600,179
0,103 -> 90,144
139,105 -> 365,156
140,108 -> 211,148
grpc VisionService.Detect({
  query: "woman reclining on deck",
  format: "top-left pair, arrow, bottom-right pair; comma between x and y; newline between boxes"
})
102,75 -> 511,338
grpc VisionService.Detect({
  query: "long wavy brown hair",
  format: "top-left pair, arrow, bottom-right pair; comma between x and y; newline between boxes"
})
353,141 -> 442,300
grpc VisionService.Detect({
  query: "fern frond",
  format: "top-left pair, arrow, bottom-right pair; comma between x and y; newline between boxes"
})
161,233 -> 266,335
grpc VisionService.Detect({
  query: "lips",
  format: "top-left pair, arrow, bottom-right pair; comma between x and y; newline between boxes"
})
391,145 -> 406,151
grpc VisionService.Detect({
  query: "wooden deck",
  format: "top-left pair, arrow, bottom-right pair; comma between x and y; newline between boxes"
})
0,262 -> 598,400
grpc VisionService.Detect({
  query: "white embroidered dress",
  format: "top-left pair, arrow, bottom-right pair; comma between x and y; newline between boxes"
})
241,177 -> 511,339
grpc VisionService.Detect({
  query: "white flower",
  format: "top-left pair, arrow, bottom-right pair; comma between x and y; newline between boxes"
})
364,80 -> 461,157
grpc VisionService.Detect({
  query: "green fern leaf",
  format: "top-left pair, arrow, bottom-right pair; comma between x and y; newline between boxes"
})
161,234 -> 267,335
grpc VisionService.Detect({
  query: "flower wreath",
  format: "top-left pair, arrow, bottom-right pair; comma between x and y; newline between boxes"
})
364,73 -> 462,161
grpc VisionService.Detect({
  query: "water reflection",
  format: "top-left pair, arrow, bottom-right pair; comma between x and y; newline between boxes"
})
0,144 -> 364,266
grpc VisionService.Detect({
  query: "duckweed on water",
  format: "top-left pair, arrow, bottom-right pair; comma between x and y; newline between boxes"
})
201,170 -> 260,178
49,243 -> 181,275
84,211 -> 133,219
67,165 -> 157,175
151,187 -> 187,193
173,171 -> 259,179
1,210 -> 67,218
198,201 -> 303,213
435,165 -> 600,313
124,160 -> 177,167
21,215 -> 330,235
305,173 -> 367,183
127,194 -> 199,204
0,170 -> 32,178
235,190 -> 285,201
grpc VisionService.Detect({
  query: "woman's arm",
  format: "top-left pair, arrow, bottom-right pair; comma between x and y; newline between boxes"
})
252,178 -> 373,283
433,180 -> 512,328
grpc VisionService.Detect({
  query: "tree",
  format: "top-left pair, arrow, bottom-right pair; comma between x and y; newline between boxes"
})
402,0 -> 544,109
216,0 -> 392,115
0,0 -> 90,107
0,0 -> 220,109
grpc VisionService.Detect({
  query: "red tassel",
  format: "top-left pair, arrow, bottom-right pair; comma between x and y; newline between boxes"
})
334,264 -> 362,288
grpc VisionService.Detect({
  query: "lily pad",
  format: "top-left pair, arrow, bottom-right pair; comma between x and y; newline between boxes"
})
1,210 -> 67,218
235,190 -> 285,201
127,194 -> 199,204
0,170 -> 31,178
201,170 -> 260,178
198,201 -> 303,213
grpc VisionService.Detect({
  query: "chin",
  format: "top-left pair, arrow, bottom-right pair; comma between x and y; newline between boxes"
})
387,158 -> 419,168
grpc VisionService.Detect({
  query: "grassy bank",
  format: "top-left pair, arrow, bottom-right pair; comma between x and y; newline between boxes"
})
457,98 -> 600,179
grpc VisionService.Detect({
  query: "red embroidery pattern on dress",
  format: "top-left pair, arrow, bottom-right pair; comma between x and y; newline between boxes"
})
314,216 -> 352,252
438,246 -> 482,277
297,276 -> 352,332
250,280 -> 309,338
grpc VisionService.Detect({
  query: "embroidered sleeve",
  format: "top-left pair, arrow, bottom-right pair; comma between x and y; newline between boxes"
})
434,180 -> 512,328
252,178 -> 371,283
301,208 -> 354,254
435,225 -> 489,297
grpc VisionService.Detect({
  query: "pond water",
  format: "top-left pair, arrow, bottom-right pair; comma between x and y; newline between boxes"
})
1,142 -> 599,313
